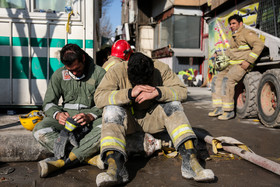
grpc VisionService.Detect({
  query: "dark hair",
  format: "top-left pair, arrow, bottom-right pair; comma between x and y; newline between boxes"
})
128,52 -> 154,86
60,44 -> 85,66
228,14 -> 243,23
96,47 -> 111,66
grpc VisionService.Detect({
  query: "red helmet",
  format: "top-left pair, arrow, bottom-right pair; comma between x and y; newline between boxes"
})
111,40 -> 132,60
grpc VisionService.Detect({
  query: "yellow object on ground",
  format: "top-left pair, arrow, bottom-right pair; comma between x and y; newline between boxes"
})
212,136 -> 253,154
19,110 -> 44,131
86,154 -> 105,169
161,147 -> 177,158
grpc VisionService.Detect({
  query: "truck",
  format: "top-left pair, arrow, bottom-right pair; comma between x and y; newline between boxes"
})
0,0 -> 101,108
207,0 -> 280,128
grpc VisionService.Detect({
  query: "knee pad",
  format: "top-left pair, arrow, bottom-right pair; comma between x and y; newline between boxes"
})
103,106 -> 126,125
222,77 -> 228,96
211,76 -> 217,93
161,101 -> 183,117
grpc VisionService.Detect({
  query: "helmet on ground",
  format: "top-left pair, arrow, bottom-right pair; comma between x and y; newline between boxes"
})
19,110 -> 44,131
111,40 -> 132,60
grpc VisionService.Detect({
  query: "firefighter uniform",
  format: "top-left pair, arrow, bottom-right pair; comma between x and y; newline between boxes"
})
102,55 -> 123,71
211,25 -> 264,112
33,58 -> 106,162
94,60 -> 196,160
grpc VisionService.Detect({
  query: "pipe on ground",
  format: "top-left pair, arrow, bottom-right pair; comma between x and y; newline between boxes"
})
195,131 -> 280,176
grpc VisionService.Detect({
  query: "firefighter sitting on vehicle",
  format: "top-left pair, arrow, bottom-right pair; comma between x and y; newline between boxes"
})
208,14 -> 264,120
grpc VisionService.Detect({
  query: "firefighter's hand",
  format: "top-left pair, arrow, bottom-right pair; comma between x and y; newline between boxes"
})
56,112 -> 70,125
135,88 -> 159,104
240,61 -> 250,70
132,85 -> 156,98
72,113 -> 95,126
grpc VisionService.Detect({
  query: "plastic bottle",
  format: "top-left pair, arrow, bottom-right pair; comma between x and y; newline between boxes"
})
65,0 -> 72,13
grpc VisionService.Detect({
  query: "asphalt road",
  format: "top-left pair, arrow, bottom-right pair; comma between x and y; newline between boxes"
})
0,87 -> 280,187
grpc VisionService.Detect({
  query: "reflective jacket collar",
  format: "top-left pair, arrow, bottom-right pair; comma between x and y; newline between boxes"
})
232,25 -> 244,36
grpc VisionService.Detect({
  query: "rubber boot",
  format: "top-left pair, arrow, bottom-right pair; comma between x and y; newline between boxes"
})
178,140 -> 214,182
218,111 -> 235,120
96,151 -> 129,187
208,107 -> 223,117
38,152 -> 77,178
85,154 -> 105,169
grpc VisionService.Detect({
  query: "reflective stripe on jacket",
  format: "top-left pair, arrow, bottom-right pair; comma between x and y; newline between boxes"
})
102,56 -> 123,71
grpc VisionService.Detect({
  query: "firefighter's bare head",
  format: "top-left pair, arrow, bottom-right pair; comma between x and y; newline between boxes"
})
60,44 -> 86,78
228,14 -> 243,32
128,52 -> 154,86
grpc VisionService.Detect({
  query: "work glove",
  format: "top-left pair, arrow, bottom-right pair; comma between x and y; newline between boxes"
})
54,117 -> 80,159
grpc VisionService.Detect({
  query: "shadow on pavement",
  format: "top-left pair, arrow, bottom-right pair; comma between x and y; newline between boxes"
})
0,122 -> 21,130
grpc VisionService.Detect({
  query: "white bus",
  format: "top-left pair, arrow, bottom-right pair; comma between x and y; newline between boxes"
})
0,0 -> 101,107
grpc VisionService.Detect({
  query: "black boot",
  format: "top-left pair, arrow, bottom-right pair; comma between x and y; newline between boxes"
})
96,151 -> 129,187
178,140 -> 214,182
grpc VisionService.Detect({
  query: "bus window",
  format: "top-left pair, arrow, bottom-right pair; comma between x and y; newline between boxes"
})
34,0 -> 68,13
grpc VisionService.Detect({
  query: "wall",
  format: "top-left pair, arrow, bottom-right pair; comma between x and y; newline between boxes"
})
151,0 -> 174,18
157,57 -> 173,69
174,0 -> 207,6
210,0 -> 231,10
139,26 -> 154,57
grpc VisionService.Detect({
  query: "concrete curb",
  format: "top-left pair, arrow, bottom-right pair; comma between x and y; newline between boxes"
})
0,115 -> 52,162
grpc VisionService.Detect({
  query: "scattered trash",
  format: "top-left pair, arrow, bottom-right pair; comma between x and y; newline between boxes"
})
165,151 -> 178,158
208,152 -> 242,161
0,177 -> 8,182
0,177 -> 13,182
0,167 -> 15,175
159,149 -> 178,158
78,169 -> 88,173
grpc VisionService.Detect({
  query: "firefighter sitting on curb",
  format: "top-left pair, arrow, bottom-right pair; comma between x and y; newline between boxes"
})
94,52 -> 215,186
32,44 -> 106,177
209,14 -> 264,120
102,39 -> 133,71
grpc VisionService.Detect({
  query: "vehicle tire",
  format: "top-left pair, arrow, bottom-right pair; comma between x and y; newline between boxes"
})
257,69 -> 280,128
235,71 -> 262,118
